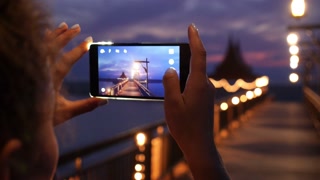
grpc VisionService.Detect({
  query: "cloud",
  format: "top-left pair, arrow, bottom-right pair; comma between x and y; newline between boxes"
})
49,0 -> 320,84
244,51 -> 270,62
207,54 -> 224,63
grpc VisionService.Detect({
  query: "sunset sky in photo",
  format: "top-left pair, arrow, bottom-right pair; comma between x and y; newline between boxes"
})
97,45 -> 180,80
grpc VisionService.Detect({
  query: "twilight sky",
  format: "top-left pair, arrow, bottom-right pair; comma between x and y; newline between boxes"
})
47,0 -> 320,85
97,45 -> 180,80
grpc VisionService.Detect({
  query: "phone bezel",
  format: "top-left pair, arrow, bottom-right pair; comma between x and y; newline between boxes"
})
89,42 -> 190,101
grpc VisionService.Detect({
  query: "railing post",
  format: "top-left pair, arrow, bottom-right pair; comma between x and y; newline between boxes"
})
239,102 -> 247,122
144,131 -> 152,180
214,104 -> 220,137
227,105 -> 233,130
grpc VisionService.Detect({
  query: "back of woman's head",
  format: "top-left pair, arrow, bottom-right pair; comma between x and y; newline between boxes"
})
0,0 -> 50,155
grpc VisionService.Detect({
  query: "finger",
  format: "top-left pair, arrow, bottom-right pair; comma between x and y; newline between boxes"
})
54,37 -> 92,83
188,24 -> 207,76
55,98 -> 108,125
0,139 -> 22,162
45,22 -> 68,42
53,24 -> 81,51
68,98 -> 108,118
163,68 -> 182,109
61,36 -> 92,66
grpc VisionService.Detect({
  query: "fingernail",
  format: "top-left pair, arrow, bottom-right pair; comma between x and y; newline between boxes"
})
71,24 -> 80,29
191,23 -> 198,32
98,99 -> 108,106
58,22 -> 67,28
166,67 -> 176,74
84,36 -> 93,43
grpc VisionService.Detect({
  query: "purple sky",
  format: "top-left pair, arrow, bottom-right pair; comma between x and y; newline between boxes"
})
97,45 -> 180,80
48,0 -> 320,85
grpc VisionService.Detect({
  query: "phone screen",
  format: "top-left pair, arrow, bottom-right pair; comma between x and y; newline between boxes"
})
90,43 -> 190,101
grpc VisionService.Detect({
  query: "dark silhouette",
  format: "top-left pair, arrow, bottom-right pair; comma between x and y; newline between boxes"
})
209,37 -> 258,82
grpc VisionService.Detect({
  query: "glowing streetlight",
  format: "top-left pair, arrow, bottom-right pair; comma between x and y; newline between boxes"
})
289,45 -> 299,55
290,55 -> 299,64
135,164 -> 145,172
136,133 -> 147,146
133,62 -> 140,70
231,96 -> 240,105
287,33 -> 299,45
254,88 -> 262,97
291,0 -> 306,18
289,73 -> 299,83
220,102 -> 228,111
240,95 -> 247,103
134,59 -> 150,88
134,172 -> 144,180
290,62 -> 299,69
290,55 -> 299,69
246,91 -> 254,100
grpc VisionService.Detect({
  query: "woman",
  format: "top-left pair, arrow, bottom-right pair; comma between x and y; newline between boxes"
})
0,0 -> 229,179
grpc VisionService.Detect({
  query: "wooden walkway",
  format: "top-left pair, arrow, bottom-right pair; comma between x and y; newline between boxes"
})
117,80 -> 142,96
217,101 -> 320,180
173,101 -> 320,180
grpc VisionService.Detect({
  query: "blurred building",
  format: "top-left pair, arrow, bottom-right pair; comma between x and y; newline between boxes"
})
208,37 -> 268,99
209,37 -> 258,82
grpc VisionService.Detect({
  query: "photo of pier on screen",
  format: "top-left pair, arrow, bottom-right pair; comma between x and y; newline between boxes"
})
97,45 -> 180,99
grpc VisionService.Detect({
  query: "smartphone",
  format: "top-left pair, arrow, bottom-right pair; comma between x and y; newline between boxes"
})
89,42 -> 190,101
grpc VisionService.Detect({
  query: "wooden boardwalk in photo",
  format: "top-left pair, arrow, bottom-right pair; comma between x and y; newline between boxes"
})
117,80 -> 142,96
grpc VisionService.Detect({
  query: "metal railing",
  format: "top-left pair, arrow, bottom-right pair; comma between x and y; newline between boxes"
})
106,79 -> 129,95
133,80 -> 154,97
55,87 -> 268,180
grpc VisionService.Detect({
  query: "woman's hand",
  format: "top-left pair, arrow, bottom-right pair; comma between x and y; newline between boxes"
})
46,22 -> 108,126
163,23 -> 215,155
163,24 -> 230,180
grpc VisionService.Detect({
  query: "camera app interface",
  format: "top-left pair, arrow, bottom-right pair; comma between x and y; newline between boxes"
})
98,45 -> 180,98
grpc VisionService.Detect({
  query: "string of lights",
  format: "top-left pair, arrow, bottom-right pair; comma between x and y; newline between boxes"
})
209,76 -> 269,93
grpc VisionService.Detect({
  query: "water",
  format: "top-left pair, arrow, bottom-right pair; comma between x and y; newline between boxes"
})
268,84 -> 303,102
99,81 -> 114,89
147,82 -> 164,97
55,97 -> 165,155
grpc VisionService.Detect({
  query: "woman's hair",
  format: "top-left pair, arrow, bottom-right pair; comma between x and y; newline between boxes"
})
0,0 -> 51,149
